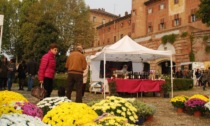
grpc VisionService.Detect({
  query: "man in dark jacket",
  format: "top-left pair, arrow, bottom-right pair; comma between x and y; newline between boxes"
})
18,60 -> 27,90
0,57 -> 8,90
27,59 -> 37,91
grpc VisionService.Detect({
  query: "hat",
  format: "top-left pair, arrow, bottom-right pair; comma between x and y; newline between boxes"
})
76,45 -> 83,52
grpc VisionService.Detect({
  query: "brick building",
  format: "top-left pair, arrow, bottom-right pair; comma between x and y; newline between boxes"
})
86,0 -> 210,74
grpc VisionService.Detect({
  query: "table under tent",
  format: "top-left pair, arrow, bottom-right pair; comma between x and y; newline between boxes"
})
90,35 -> 173,98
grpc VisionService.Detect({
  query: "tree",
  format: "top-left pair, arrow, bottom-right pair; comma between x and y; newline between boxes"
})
0,0 -> 12,50
196,0 -> 210,26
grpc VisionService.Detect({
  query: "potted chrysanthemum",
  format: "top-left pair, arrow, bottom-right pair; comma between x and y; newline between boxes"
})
184,98 -> 207,117
95,113 -> 133,126
91,96 -> 138,124
130,100 -> 156,124
43,102 -> 98,126
170,95 -> 189,112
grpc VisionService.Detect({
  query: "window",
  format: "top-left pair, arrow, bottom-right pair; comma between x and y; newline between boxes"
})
191,14 -> 196,22
173,14 -> 181,26
128,20 -> 131,25
148,22 -> 153,33
102,19 -> 106,24
160,22 -> 165,30
114,36 -> 116,42
132,23 -> 135,33
108,27 -> 111,32
174,0 -> 179,4
120,23 -> 124,27
189,9 -> 197,23
132,9 -> 136,16
160,3 -> 165,10
93,17 -> 96,22
148,8 -> 152,14
174,19 -> 180,26
159,18 -> 165,30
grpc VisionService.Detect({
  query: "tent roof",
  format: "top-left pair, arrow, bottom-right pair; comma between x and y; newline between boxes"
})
90,35 -> 172,62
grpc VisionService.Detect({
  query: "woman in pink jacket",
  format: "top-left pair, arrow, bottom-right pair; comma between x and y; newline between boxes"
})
38,43 -> 58,97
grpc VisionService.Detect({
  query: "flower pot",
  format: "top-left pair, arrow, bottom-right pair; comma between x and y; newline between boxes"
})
194,111 -> 201,117
177,108 -> 184,113
146,115 -> 153,122
136,117 -> 144,125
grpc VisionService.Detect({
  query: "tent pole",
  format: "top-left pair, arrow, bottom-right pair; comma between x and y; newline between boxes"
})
103,53 -> 106,99
170,55 -> 173,98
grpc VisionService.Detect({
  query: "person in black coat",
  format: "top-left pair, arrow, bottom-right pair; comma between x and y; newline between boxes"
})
26,58 -> 37,91
0,57 -> 8,90
18,60 -> 27,90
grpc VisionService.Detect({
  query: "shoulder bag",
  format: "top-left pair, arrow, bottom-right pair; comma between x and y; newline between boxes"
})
31,83 -> 46,100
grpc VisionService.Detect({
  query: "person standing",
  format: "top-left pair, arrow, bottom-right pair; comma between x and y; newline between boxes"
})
0,57 -> 8,90
201,70 -> 208,90
7,58 -> 16,91
65,45 -> 87,103
17,60 -> 27,90
38,43 -> 58,97
82,64 -> 89,97
195,69 -> 201,86
207,67 -> 210,88
27,58 -> 37,91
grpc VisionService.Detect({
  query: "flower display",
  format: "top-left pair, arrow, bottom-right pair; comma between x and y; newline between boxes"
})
0,105 -> 22,116
18,102 -> 43,119
37,96 -> 71,115
0,113 -> 50,126
91,96 -> 138,124
0,91 -> 28,106
170,95 -> 189,108
95,113 -> 133,126
184,98 -> 207,113
189,94 -> 209,102
0,101 -> 43,119
43,102 -> 98,126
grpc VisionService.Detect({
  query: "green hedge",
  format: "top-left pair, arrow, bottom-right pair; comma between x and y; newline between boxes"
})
165,78 -> 193,91
33,73 -> 90,91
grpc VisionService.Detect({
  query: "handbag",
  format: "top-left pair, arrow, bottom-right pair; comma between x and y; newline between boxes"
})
31,83 -> 46,100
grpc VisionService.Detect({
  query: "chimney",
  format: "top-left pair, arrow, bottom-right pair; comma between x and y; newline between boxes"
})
125,11 -> 128,16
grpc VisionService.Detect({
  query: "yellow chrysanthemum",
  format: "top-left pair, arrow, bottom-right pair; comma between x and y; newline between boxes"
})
43,102 -> 98,126
189,94 -> 209,102
91,96 -> 138,124
0,91 -> 28,106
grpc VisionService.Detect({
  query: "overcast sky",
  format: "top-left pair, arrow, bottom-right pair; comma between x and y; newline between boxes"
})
84,0 -> 132,16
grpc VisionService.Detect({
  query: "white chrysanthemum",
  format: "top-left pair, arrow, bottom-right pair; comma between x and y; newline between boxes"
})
0,114 -> 50,126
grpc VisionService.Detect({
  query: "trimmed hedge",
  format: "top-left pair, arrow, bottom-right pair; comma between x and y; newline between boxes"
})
165,78 -> 193,91
33,73 -> 90,91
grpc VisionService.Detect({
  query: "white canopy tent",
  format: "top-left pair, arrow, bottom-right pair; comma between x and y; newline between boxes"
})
90,35 -> 173,98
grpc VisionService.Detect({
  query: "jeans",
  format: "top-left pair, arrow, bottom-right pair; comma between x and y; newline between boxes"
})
7,75 -> 14,90
28,75 -> 35,90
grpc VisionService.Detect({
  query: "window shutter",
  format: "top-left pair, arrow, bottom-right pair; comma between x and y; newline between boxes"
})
172,20 -> 174,27
179,18 -> 182,26
188,15 -> 191,23
158,24 -> 160,30
165,22 -> 166,29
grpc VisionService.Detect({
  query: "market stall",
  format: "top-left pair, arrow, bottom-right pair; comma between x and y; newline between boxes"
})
90,35 -> 173,98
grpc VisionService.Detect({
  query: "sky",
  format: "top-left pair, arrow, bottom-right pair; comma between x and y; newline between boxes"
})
84,0 -> 132,16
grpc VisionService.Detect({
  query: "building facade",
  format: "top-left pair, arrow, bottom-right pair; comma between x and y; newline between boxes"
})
86,0 -> 210,74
